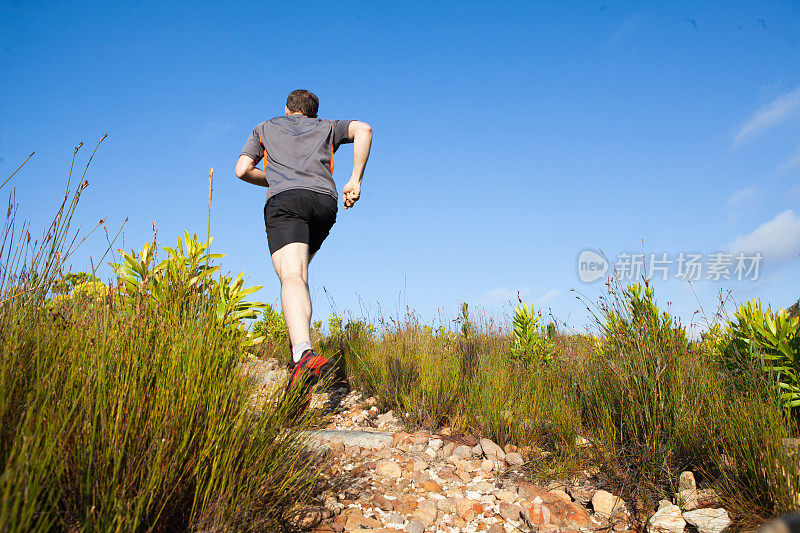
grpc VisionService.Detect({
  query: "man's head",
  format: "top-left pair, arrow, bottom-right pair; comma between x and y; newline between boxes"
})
285,89 -> 319,118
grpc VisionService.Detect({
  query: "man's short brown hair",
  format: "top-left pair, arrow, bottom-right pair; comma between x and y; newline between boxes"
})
286,89 -> 319,118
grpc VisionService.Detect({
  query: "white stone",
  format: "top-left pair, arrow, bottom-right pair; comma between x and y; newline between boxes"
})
428,438 -> 443,450
683,508 -> 731,533
648,503 -> 685,533
678,471 -> 696,491
505,452 -> 524,466
480,438 -> 506,461
592,489 -> 626,519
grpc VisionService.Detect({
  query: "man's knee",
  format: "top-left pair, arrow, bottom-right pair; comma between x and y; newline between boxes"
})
278,268 -> 307,286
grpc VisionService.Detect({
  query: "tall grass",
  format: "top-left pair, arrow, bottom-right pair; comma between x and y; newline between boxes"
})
0,143 -> 320,531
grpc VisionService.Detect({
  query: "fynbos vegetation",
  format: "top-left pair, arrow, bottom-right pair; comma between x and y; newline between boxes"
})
0,146 -> 319,531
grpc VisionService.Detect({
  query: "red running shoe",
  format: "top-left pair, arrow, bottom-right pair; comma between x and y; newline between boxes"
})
286,349 -> 335,394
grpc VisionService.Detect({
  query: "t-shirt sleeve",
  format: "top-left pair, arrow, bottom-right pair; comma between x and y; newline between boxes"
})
240,126 -> 264,165
332,120 -> 354,149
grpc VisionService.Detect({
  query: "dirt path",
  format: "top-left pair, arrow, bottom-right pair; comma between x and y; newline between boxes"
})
244,358 -> 731,533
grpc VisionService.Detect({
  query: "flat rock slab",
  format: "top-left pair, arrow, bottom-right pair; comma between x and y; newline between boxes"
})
310,430 -> 393,450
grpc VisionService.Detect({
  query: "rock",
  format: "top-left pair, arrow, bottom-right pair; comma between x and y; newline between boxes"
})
676,489 -> 698,511
540,524 -> 560,533
499,501 -> 524,522
488,524 -> 505,533
592,490 -> 626,519
455,497 -> 484,521
528,497 -> 551,526
480,459 -> 495,472
437,498 -> 457,514
648,502 -> 685,533
505,452 -> 524,466
675,473 -> 702,510
480,438 -> 506,461
494,489 -> 519,503
377,410 -> 397,427
550,489 -> 571,503
413,499 -> 437,527
345,510 -> 384,530
518,482 -> 591,530
683,508 -> 731,533
472,481 -> 494,492
376,460 -> 402,478
568,485 -> 595,505
428,438 -> 443,450
411,459 -> 427,471
286,506 -> 323,529
442,442 -> 457,456
452,445 -> 473,458
419,480 -> 442,493
405,519 -> 425,533
372,494 -> 394,511
311,430 -> 393,450
385,513 -> 404,525
678,471 -> 696,491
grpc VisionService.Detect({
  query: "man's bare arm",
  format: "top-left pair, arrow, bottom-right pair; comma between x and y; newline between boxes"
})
342,121 -> 373,209
235,155 -> 269,187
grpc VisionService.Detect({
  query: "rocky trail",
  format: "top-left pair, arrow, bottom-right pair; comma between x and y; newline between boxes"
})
244,358 -> 732,533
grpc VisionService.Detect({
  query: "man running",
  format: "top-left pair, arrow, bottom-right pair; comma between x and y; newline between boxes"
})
235,89 -> 372,394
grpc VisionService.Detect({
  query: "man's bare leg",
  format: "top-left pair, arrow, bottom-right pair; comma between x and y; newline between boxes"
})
271,242 -> 312,356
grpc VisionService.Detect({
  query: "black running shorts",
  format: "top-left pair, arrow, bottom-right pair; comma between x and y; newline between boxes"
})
264,189 -> 338,256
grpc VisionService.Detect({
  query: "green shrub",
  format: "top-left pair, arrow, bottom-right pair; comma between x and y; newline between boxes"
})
254,303 -> 289,345
111,231 -> 265,347
511,302 -> 553,362
724,300 -> 800,409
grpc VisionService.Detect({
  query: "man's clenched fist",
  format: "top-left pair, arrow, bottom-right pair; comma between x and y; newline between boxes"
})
343,179 -> 361,209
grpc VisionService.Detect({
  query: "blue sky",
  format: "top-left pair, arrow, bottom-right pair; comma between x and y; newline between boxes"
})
1,1 -> 799,334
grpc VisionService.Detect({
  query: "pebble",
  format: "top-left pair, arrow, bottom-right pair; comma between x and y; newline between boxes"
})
505,451 -> 524,465
494,489 -> 518,503
412,499 -> 437,526
376,460 -> 402,478
480,438 -> 506,461
592,489 -> 626,519
405,519 -> 425,533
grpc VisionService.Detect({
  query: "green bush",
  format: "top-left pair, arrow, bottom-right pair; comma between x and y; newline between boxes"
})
254,303 -> 289,345
723,300 -> 800,409
511,302 -> 553,362
111,231 -> 265,347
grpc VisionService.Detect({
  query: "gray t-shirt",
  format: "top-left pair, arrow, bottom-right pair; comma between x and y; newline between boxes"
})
240,114 -> 353,200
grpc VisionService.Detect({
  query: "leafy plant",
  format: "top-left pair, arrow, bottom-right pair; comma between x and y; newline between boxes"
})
51,271 -> 101,295
457,302 -> 475,339
511,302 -> 553,362
726,300 -> 800,408
254,303 -> 289,346
111,231 -> 264,345
328,313 -> 343,337
603,283 -> 687,351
